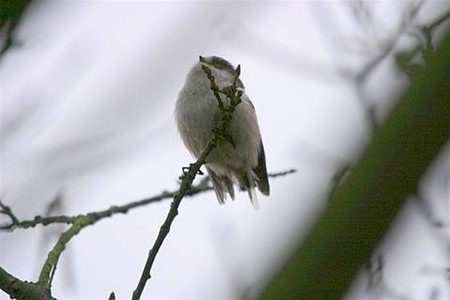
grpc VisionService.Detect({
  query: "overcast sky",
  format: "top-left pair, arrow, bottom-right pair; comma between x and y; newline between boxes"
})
1,1 -> 449,299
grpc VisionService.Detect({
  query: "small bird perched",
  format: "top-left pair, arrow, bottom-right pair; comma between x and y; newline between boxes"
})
175,56 -> 270,208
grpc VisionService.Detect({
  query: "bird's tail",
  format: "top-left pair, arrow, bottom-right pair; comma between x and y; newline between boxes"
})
207,166 -> 235,204
243,169 -> 259,210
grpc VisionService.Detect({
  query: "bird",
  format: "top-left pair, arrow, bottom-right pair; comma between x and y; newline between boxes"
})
175,55 -> 269,208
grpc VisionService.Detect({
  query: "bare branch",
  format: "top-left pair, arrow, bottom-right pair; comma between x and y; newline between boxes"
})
0,62 -> 295,299
0,267 -> 54,300
131,63 -> 243,300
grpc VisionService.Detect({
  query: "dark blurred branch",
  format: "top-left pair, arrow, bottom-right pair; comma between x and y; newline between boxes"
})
414,195 -> 448,228
353,1 -> 426,132
354,1 -> 425,82
0,0 -> 32,28
425,10 -> 450,33
395,8 -> 450,77
262,28 -> 450,299
0,0 -> 34,56
364,254 -> 410,299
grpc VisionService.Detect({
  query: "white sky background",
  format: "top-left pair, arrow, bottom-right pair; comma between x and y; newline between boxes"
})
1,1 -> 449,299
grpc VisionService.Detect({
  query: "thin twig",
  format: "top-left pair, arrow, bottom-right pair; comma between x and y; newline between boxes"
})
38,215 -> 91,291
268,169 -> 297,178
0,201 -> 20,225
201,65 -> 225,111
131,64 -> 243,300
424,9 -> 450,33
0,193 -> 174,231
0,168 -> 295,232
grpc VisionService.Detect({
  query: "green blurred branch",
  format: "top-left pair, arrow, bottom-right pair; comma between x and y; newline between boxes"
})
0,0 -> 34,56
262,29 -> 450,300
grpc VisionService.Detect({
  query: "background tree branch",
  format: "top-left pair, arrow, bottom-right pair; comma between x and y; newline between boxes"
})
0,0 -> 34,56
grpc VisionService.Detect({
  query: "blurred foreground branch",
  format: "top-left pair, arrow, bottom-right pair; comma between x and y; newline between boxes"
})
0,0 -> 34,56
262,29 -> 450,299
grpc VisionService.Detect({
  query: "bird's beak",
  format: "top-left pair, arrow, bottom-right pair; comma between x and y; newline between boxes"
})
199,55 -> 205,62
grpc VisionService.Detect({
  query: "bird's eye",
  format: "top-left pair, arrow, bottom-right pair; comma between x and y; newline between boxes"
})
210,57 -> 234,72
212,59 -> 226,69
